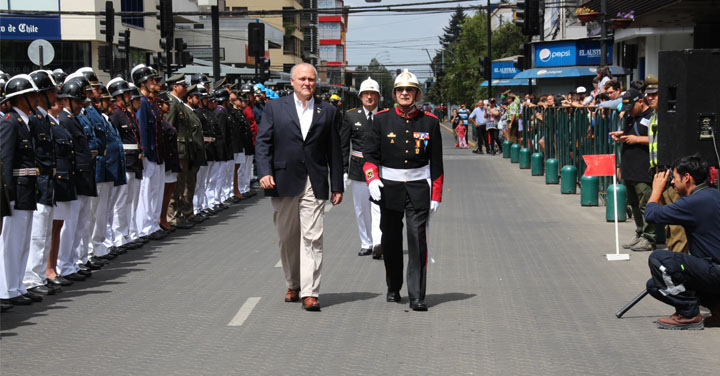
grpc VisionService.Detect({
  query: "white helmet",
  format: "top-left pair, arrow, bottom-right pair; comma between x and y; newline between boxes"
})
393,69 -> 420,89
358,77 -> 380,96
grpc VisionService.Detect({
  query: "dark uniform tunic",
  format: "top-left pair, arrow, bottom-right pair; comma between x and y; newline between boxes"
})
29,111 -> 55,205
109,104 -> 143,179
160,117 -> 181,174
0,110 -> 38,210
363,106 -> 444,302
60,110 -> 97,197
49,114 -> 77,202
196,106 -> 217,162
216,106 -> 233,162
340,107 -> 381,181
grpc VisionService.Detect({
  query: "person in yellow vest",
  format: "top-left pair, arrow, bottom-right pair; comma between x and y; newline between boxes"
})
645,75 -> 689,254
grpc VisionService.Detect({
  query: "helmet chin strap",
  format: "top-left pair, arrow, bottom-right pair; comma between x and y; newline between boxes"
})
43,91 -> 51,110
24,95 -> 36,114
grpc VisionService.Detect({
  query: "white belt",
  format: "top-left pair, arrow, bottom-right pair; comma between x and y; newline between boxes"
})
351,150 -> 363,158
123,144 -> 139,150
13,168 -> 39,176
380,165 -> 430,182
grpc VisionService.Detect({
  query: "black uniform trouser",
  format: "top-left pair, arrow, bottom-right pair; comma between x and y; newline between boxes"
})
646,249 -> 720,317
380,193 -> 429,302
488,128 -> 501,154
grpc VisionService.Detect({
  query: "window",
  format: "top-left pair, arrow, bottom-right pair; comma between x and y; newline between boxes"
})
121,0 -> 144,29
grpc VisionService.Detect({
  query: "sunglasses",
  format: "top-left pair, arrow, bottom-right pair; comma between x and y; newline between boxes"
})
395,87 -> 417,93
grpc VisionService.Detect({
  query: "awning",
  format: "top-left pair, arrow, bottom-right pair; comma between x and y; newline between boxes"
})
513,65 -> 629,79
480,79 -> 531,87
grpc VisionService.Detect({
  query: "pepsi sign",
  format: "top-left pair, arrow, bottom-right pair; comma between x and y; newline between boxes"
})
535,40 -> 612,67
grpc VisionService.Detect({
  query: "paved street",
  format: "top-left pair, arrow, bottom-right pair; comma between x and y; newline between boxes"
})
1,126 -> 718,375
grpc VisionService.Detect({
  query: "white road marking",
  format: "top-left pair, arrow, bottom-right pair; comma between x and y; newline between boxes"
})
228,297 -> 261,326
274,259 -> 282,268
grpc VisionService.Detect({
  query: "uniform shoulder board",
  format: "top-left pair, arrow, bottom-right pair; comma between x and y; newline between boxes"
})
346,107 -> 356,113
4,114 -> 10,119
424,111 -> 438,119
376,109 -> 390,115
37,114 -> 42,119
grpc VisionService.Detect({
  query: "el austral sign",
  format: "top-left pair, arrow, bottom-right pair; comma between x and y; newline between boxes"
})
535,40 -> 612,68
491,61 -> 519,79
0,15 -> 61,41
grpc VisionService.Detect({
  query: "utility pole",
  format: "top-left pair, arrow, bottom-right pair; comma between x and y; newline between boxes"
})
487,0 -> 493,99
211,4 -> 221,83
600,0 -> 608,65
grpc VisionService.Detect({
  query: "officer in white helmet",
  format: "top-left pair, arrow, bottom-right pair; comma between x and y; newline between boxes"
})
340,77 -> 384,259
363,69 -> 444,311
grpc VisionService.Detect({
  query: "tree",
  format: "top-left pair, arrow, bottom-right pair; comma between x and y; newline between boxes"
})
354,58 -> 395,109
439,6 -> 466,49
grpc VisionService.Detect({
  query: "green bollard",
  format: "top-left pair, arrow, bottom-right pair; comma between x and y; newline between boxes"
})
510,144 -> 521,163
545,158 -> 559,184
531,152 -> 544,176
519,148 -> 531,169
560,165 -> 577,194
502,140 -> 512,158
606,183 -> 627,222
580,176 -> 599,206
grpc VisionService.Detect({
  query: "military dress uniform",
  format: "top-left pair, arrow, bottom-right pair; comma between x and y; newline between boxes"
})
136,95 -> 165,238
108,104 -> 143,247
193,105 -> 215,215
363,106 -> 444,305
214,104 -> 234,204
0,107 -> 38,300
341,106 -> 382,254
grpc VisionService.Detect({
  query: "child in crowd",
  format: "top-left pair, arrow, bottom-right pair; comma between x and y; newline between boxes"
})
457,122 -> 468,148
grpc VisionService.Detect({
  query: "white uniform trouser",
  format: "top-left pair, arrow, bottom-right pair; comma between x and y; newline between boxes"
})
89,182 -> 113,258
58,196 -> 90,276
0,205 -> 33,298
77,192 -> 98,265
239,154 -> 254,194
109,173 -> 141,246
194,165 -> 210,213
223,160 -> 234,200
24,203 -> 54,289
205,161 -> 221,207
235,152 -> 246,193
104,185 -> 123,248
351,180 -> 382,249
136,159 -> 164,236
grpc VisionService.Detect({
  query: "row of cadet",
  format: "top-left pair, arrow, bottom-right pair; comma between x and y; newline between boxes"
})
0,65 -> 264,310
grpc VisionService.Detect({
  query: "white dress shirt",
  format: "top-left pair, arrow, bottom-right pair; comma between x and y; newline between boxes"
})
363,106 -> 378,120
294,93 -> 315,140
12,106 -> 30,131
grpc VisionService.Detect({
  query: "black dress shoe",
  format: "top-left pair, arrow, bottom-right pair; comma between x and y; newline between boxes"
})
89,256 -> 108,266
138,236 -> 150,243
76,269 -> 92,277
84,260 -> 102,270
44,283 -> 62,293
175,220 -> 194,229
386,291 -> 401,303
1,295 -> 33,305
358,248 -> 372,256
190,215 -> 205,223
372,245 -> 383,260
48,276 -> 73,286
76,264 -> 91,272
28,285 -> 55,296
148,230 -> 168,241
63,273 -> 86,282
98,251 -> 117,260
409,300 -> 428,311
1,303 -> 13,312
23,292 -> 43,302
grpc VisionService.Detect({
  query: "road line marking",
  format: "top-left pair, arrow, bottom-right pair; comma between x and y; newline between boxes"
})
274,259 -> 282,268
228,297 -> 261,326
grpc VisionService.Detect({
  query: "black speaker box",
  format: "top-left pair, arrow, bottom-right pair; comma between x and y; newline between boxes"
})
658,49 -> 720,167
248,23 -> 265,59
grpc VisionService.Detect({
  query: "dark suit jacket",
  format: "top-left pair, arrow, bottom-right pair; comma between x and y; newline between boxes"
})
255,95 -> 343,199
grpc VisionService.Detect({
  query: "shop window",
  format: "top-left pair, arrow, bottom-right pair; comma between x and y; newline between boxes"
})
121,0 -> 144,29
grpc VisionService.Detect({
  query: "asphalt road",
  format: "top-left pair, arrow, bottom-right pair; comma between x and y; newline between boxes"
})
2,125 -> 718,375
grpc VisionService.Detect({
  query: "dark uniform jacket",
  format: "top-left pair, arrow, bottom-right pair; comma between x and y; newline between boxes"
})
49,114 -> 77,202
195,106 -> 217,162
363,106 -> 444,212
341,107 -> 382,181
109,105 -> 143,179
30,111 -> 55,205
95,108 -> 127,186
84,104 -> 110,183
232,107 -> 254,155
60,110 -> 97,197
255,95 -> 343,199
0,109 -> 38,210
216,106 -> 233,161
160,118 -> 181,173
167,94 -> 205,166
136,96 -> 161,164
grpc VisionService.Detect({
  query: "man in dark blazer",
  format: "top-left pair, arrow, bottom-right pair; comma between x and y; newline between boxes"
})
256,63 -> 344,312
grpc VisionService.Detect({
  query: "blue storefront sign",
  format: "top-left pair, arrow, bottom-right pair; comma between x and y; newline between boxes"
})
492,61 -> 519,79
0,15 -> 61,41
535,40 -> 612,67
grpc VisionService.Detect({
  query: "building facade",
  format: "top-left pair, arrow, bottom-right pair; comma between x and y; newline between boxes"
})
317,0 -> 347,86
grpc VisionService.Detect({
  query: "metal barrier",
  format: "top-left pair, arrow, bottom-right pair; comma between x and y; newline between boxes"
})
521,106 -> 621,200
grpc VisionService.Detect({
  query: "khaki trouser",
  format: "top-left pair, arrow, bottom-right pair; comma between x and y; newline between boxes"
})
271,177 -> 326,298
660,186 -> 689,253
169,159 -> 199,223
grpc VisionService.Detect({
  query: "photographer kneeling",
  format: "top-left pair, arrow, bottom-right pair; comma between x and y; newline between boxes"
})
644,155 -> 720,330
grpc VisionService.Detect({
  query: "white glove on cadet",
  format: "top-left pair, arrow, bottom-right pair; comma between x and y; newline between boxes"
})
368,179 -> 383,201
430,200 -> 440,216
343,173 -> 349,189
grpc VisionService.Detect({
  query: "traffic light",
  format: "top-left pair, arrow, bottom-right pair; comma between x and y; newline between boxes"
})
514,56 -> 526,71
515,1 -> 528,34
259,58 -> 271,82
98,45 -> 112,73
478,56 -> 490,80
156,0 -> 173,39
175,38 -> 193,67
515,0 -> 540,36
117,29 -> 130,55
99,1 -> 114,44
160,37 -> 173,54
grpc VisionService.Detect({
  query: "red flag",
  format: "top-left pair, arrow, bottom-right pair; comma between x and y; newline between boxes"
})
583,154 -> 616,176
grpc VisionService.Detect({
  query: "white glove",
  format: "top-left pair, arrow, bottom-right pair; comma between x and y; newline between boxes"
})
343,173 -> 349,189
430,200 -> 440,216
368,179 -> 383,201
